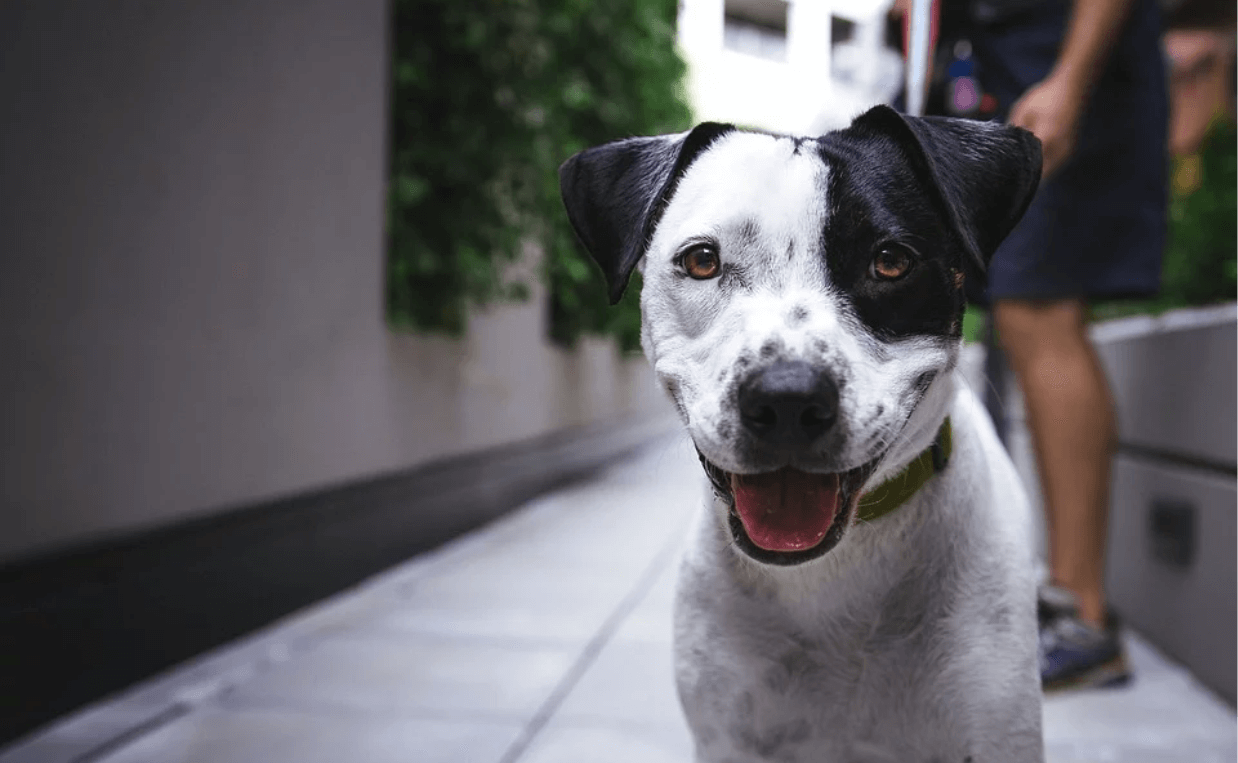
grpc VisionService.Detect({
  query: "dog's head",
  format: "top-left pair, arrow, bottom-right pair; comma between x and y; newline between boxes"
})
560,105 -> 1040,566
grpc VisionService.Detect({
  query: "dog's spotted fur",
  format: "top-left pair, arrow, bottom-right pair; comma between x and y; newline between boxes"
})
560,105 -> 1045,762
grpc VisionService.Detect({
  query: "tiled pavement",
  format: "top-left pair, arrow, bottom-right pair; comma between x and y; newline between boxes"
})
3,435 -> 1235,763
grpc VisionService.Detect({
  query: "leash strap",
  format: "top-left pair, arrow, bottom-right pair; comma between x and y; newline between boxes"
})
855,417 -> 952,523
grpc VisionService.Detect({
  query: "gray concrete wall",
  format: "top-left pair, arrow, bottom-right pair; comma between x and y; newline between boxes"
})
0,0 -> 671,564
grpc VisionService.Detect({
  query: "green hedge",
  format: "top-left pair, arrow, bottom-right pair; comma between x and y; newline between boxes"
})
388,0 -> 692,350
1160,119 -> 1237,306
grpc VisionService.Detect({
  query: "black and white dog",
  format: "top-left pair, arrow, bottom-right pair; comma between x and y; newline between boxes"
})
560,105 -> 1044,762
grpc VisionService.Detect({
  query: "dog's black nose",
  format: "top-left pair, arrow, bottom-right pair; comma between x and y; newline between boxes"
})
738,361 -> 839,447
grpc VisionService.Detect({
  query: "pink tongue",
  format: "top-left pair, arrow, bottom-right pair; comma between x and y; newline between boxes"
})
731,469 -> 841,552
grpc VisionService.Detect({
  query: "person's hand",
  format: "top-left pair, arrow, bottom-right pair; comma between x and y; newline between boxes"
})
1007,73 -> 1087,179
1165,29 -> 1234,156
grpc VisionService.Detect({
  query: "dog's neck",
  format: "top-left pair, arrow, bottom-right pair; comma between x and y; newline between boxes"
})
856,417 -> 951,523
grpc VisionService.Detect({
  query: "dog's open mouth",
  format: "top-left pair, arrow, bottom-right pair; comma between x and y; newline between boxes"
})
699,455 -> 877,566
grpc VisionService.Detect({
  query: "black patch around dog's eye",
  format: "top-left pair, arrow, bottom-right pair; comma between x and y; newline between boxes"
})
817,135 -> 963,340
814,105 -> 1038,339
869,242 -> 916,281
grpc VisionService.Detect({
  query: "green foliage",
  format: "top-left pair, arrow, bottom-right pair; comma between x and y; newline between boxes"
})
1092,118 -> 1237,322
388,0 -> 693,349
1161,119 -> 1237,306
961,305 -> 986,343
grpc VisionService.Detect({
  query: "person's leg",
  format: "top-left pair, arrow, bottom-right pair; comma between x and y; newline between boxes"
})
993,298 -> 1113,629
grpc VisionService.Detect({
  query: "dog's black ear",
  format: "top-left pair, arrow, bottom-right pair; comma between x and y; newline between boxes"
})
558,123 -> 735,304
848,105 -> 1042,277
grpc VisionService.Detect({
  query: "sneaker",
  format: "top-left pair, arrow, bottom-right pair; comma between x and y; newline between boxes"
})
1037,585 -> 1132,692
1037,583 -> 1078,627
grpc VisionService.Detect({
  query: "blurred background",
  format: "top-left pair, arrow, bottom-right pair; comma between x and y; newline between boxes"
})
0,0 -> 1233,760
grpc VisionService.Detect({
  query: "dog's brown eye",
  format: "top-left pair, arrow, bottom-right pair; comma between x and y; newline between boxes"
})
682,244 -> 721,280
870,244 -> 915,281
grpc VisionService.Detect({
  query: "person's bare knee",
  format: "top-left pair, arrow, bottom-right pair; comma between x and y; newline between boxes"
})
993,299 -> 1088,367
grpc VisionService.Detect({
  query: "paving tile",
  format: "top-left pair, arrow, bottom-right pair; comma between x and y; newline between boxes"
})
472,490 -> 695,565
553,637 -> 684,728
0,704 -> 171,763
516,718 -> 695,763
387,484 -> 697,596
360,513 -> 688,648
368,571 -> 623,646
8,436 -> 1237,763
1043,632 -> 1238,761
92,707 -> 522,763
439,527 -> 665,582
412,554 -> 625,608
354,460 -> 697,646
1046,739 -> 1237,763
610,554 -> 680,645
223,632 -> 579,719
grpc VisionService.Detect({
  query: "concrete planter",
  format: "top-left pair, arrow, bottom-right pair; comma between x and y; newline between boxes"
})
1001,303 -> 1237,704
1095,304 -> 1236,705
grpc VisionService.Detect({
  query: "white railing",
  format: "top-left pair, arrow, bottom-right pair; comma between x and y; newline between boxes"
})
905,0 -> 933,116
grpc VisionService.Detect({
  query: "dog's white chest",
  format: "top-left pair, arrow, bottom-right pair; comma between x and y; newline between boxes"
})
673,535 -> 974,762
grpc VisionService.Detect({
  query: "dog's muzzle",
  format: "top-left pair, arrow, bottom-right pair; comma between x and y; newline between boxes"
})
699,361 -> 879,566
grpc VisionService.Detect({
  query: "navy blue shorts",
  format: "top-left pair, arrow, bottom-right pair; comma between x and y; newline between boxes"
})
968,0 -> 1170,304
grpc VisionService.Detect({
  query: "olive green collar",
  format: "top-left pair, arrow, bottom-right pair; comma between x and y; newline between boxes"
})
855,418 -> 952,523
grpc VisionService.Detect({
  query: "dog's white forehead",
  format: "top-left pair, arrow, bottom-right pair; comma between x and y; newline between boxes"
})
649,132 -> 826,261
